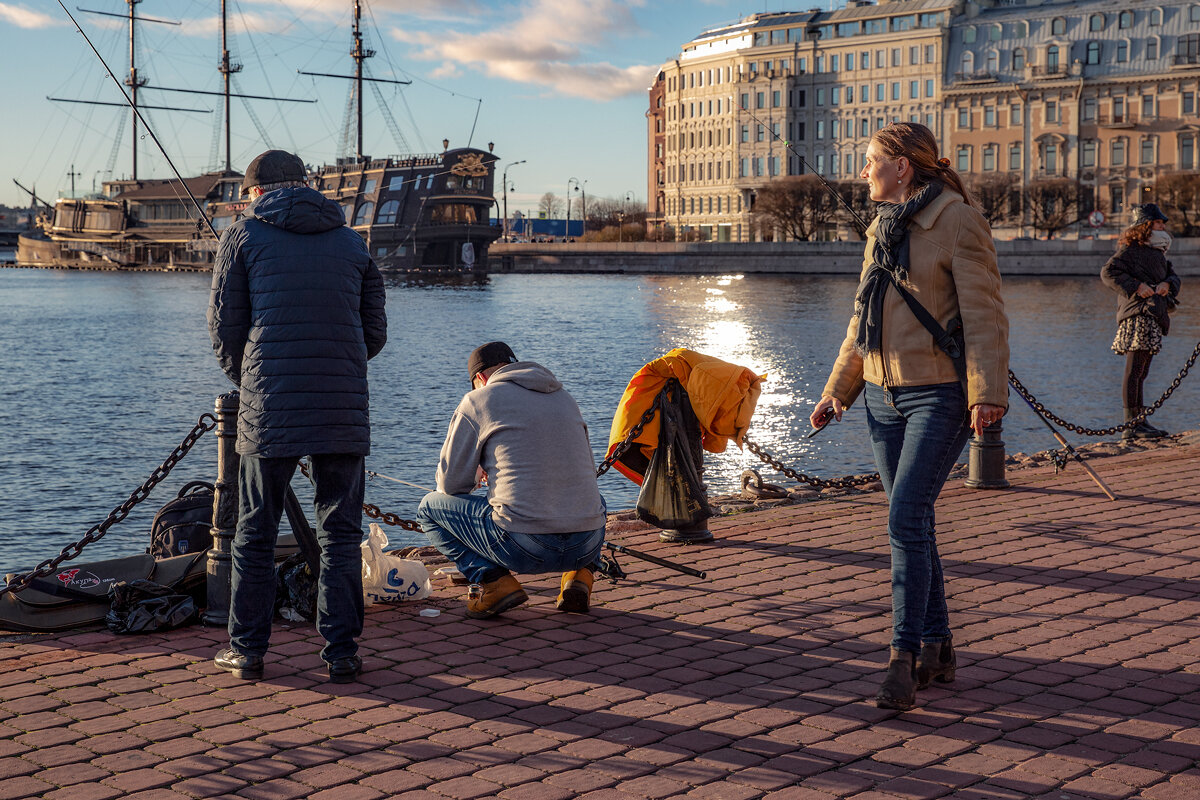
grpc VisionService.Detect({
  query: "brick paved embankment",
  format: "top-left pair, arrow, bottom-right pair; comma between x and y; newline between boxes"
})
2,440 -> 1199,800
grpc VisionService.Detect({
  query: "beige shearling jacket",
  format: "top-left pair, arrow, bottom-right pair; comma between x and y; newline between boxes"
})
822,189 -> 1010,410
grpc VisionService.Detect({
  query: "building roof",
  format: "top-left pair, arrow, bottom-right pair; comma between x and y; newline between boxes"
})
114,173 -> 235,202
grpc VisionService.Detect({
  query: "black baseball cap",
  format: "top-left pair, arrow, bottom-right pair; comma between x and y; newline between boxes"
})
240,150 -> 307,196
1132,203 -> 1169,225
468,342 -> 517,385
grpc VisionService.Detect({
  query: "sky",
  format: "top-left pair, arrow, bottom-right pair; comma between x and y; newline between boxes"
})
0,0 -> 849,215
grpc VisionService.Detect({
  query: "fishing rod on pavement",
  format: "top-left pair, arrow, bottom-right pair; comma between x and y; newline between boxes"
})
741,102 -> 1128,495
54,0 -> 218,240
365,470 -> 706,580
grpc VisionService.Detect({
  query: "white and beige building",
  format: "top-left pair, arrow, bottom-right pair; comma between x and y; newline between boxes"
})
648,0 -> 1200,240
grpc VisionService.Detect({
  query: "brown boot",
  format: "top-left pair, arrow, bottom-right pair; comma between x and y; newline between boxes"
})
875,649 -> 917,710
465,574 -> 528,619
916,636 -> 956,689
556,568 -> 594,613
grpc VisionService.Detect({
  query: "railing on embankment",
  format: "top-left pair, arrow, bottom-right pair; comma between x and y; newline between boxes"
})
490,239 -> 1200,277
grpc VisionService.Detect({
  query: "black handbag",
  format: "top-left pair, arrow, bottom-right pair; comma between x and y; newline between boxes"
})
635,379 -> 712,530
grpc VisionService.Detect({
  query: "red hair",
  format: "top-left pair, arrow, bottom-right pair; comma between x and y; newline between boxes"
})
871,122 -> 976,208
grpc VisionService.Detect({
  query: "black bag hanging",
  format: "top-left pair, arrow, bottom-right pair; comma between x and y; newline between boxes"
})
635,379 -> 712,530
148,481 -> 214,559
105,579 -> 197,634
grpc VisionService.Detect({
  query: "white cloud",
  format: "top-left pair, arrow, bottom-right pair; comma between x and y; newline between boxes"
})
394,0 -> 655,101
0,2 -> 62,29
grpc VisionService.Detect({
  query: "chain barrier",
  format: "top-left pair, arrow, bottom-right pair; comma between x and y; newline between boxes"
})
296,460 -> 426,532
744,435 -> 880,490
596,401 -> 660,478
1008,338 -> 1200,437
0,413 -> 218,598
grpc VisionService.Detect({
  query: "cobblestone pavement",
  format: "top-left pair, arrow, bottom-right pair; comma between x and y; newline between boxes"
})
1,442 -> 1198,800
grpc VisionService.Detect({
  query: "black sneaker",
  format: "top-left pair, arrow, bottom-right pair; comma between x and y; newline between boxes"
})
214,648 -> 264,680
327,655 -> 363,684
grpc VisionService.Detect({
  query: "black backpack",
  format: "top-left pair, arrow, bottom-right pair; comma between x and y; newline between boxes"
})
148,481 -> 215,559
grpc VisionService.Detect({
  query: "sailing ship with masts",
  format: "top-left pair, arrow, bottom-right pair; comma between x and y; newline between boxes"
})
16,0 -> 501,272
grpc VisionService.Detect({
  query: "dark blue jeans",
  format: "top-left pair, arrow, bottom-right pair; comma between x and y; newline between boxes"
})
417,492 -> 605,585
229,453 -> 365,663
864,382 -> 972,654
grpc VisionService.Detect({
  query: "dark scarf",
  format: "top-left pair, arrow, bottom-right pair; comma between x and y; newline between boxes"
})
853,181 -> 944,357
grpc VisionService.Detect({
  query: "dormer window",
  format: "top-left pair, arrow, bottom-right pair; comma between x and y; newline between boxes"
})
1051,17 -> 1066,35
1089,13 -> 1105,32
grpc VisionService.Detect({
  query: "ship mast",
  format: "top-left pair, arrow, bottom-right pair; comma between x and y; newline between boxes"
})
298,0 -> 410,163
219,0 -> 242,173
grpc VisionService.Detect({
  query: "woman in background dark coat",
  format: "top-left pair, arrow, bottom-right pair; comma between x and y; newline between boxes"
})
1100,203 -> 1181,440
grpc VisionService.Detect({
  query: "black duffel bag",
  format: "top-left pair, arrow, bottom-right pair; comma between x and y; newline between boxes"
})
148,481 -> 214,559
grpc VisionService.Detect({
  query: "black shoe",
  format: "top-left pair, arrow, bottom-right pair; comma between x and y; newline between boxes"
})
214,647 -> 264,680
875,649 -> 917,710
327,655 -> 363,684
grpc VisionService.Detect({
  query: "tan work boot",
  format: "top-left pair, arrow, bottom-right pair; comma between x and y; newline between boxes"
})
875,649 -> 917,710
555,568 -> 594,613
465,574 -> 528,619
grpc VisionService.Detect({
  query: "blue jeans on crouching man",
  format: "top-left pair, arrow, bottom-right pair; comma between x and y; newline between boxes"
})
417,493 -> 606,585
229,453 -> 365,663
864,382 -> 973,655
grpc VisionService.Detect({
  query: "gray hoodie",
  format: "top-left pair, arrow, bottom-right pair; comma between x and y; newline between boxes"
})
434,362 -> 606,534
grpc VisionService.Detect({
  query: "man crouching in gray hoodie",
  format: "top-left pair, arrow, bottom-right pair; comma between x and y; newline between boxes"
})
417,342 -> 608,618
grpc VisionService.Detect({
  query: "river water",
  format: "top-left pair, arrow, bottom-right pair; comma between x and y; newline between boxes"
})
2,268 -> 1197,576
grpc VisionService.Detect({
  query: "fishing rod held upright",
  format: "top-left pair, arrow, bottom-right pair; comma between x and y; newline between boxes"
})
54,0 -> 219,240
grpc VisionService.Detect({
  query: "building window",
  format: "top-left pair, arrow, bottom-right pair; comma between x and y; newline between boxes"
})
1046,100 -> 1059,123
989,24 -> 1001,41
1010,102 -> 1021,123
1047,45 -> 1060,71
1185,91 -> 1195,114
1143,95 -> 1155,118
861,118 -> 869,136
756,92 -> 765,109
817,88 -> 825,106
957,147 -> 970,172
1182,136 -> 1195,170
387,175 -> 404,191
1111,186 -> 1124,214
1114,96 -> 1126,123
353,202 -> 375,226
741,125 -> 749,143
861,85 -> 869,103
1083,97 -> 1096,121
377,200 -> 399,224
1044,143 -> 1057,173
1141,137 -> 1156,164
876,83 -> 885,102
986,50 -> 999,73
910,80 -> 919,99
797,89 -> 806,107
925,79 -> 934,97
773,90 -> 781,107
1112,139 -> 1126,166
832,87 -> 841,105
1151,8 -> 1162,26
1193,5 -> 1200,23
964,26 -> 976,44
1015,20 -> 1028,38
1148,38 -> 1159,60
1009,143 -> 1021,170
1052,17 -> 1065,36
959,107 -> 969,129
831,54 -> 840,72
816,154 -> 825,174
925,44 -> 936,63
757,125 -> 765,142
983,145 -> 996,171
1090,13 -> 1105,32
891,82 -> 900,100
1117,40 -> 1128,62
1119,10 -> 1133,29
1013,48 -> 1025,71
816,120 -> 825,140
862,51 -> 870,69
1087,41 -> 1101,64
892,48 -> 901,67
1082,140 -> 1096,167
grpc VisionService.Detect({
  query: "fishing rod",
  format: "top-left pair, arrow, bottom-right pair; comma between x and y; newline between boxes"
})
54,0 -> 218,240
1014,392 -> 1118,501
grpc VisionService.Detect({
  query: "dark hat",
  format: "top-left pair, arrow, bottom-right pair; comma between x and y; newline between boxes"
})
240,150 -> 307,196
1131,203 -> 1169,225
468,342 -> 517,385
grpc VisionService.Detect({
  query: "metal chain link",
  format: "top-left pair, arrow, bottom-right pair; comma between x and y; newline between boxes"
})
0,413 -> 218,598
744,435 -> 880,490
596,401 -> 660,478
1008,339 -> 1200,437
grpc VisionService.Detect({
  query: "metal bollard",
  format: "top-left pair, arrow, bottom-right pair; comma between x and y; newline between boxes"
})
964,420 -> 1009,489
202,391 -> 240,626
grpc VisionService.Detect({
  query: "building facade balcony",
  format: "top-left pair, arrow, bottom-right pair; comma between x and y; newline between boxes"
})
1097,113 -> 1137,128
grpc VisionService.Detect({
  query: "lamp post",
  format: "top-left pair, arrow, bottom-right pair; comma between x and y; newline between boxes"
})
502,159 -> 525,241
567,177 -> 580,240
622,191 -> 635,242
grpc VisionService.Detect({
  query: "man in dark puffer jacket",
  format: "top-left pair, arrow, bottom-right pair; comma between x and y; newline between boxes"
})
207,150 -> 387,684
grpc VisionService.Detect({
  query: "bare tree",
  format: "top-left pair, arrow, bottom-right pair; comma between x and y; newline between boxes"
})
538,192 -> 563,219
1023,178 -> 1081,239
967,173 -> 1019,228
751,175 -> 838,241
1155,172 -> 1200,237
834,179 -> 872,240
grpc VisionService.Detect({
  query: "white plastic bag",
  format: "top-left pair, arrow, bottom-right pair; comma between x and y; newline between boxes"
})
361,523 -> 433,606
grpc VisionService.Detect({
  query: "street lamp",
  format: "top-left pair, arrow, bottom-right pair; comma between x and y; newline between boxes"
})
620,191 -> 635,243
502,160 -> 525,241
567,177 -> 580,240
